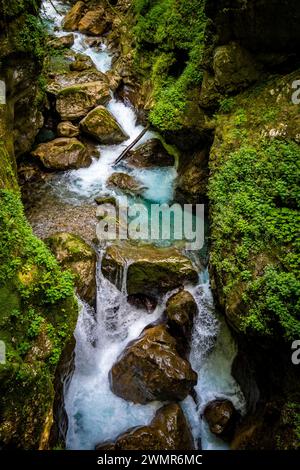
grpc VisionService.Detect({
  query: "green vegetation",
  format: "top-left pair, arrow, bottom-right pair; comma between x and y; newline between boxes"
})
0,0 -> 40,19
209,73 -> 300,341
16,13 -> 47,61
0,189 -> 78,448
133,0 -> 207,131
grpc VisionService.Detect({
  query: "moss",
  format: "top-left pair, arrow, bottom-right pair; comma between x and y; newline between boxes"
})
209,71 -> 300,341
0,189 -> 78,448
133,0 -> 207,132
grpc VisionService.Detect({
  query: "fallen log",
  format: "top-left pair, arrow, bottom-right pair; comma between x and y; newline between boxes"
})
112,125 -> 150,167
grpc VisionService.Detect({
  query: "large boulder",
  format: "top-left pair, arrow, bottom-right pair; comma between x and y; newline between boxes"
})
56,82 -> 110,121
78,7 -> 109,36
203,399 -> 239,441
62,1 -> 86,31
31,138 -> 91,171
96,404 -> 195,450
107,172 -> 145,196
46,232 -> 97,305
80,106 -> 129,144
165,290 -> 198,351
102,244 -> 198,296
47,70 -> 108,95
110,325 -> 197,403
125,139 -> 175,168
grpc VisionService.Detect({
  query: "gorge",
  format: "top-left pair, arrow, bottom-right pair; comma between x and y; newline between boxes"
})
0,0 -> 299,452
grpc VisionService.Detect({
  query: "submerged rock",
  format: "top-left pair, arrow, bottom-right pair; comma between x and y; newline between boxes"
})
125,139 -> 175,168
110,325 -> 197,403
62,1 -> 86,31
95,404 -> 195,450
57,121 -> 79,138
203,399 -> 239,441
102,244 -> 198,296
80,106 -> 129,144
46,232 -> 97,305
106,172 -> 145,195
31,138 -> 91,171
56,82 -> 110,121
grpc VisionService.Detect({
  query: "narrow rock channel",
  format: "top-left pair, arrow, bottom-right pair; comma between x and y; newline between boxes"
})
24,0 -> 246,450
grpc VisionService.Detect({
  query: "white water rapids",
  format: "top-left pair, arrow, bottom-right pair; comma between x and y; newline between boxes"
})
41,0 -> 246,450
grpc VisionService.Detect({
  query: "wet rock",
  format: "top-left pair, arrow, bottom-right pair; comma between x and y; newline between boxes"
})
46,232 -> 97,305
102,244 -> 198,296
165,290 -> 198,346
49,34 -> 74,50
31,138 -> 91,171
95,442 -> 116,450
78,7 -> 109,36
94,195 -> 117,206
56,82 -> 110,121
110,325 -> 197,403
84,37 -> 103,48
203,399 -> 239,441
125,139 -> 175,168
176,149 -> 209,203
127,294 -> 157,313
57,122 -> 80,138
70,54 -> 95,72
47,70 -> 108,95
96,404 -> 195,450
62,1 -> 86,31
80,106 -> 129,144
106,172 -> 145,196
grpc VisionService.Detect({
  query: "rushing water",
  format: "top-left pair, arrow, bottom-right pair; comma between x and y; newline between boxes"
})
40,0 -> 246,450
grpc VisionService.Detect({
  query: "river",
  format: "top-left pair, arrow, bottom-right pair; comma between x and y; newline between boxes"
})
38,0 -> 246,450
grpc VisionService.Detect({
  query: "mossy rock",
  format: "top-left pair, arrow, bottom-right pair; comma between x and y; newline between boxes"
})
56,82 -> 110,121
80,106 -> 129,144
46,232 -> 97,305
102,243 -> 198,296
0,190 -> 78,449
31,138 -> 91,171
209,69 -> 300,341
